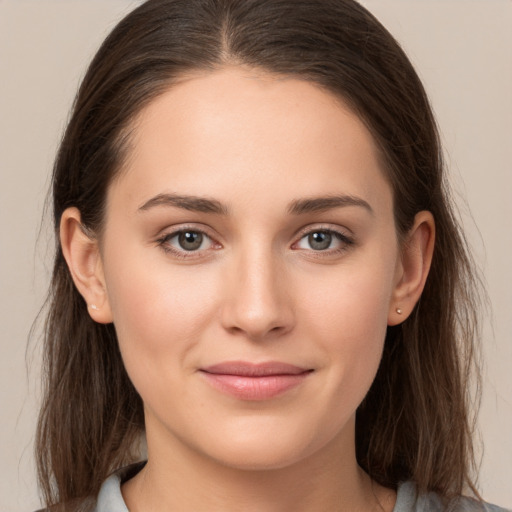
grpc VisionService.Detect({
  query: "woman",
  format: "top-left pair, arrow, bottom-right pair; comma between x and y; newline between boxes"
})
35,0 -> 509,511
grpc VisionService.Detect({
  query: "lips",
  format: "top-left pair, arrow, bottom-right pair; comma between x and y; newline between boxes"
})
199,361 -> 312,400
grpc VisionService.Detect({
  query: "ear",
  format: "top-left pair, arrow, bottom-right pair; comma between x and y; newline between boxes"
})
60,207 -> 113,324
388,211 -> 435,326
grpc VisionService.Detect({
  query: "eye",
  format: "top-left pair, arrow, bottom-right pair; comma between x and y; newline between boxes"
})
175,230 -> 206,251
157,228 -> 217,256
304,231 -> 333,251
294,229 -> 353,252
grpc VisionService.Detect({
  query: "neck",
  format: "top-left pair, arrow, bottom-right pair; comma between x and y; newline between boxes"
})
122,417 -> 395,512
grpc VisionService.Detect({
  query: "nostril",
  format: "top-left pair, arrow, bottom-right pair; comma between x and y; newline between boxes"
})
223,316 -> 293,341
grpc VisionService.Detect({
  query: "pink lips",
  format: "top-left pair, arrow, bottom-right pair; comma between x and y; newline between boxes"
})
200,361 -> 312,400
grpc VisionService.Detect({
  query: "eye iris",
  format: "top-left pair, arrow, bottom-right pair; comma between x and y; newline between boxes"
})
308,231 -> 332,250
178,231 -> 203,251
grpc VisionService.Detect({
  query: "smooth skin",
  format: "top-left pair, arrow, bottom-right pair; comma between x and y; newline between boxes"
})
61,66 -> 434,512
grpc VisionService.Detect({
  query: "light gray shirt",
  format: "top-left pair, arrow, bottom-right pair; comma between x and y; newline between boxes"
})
93,464 -> 510,512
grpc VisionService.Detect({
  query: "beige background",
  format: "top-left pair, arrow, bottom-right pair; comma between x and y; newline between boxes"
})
1,1 -> 510,510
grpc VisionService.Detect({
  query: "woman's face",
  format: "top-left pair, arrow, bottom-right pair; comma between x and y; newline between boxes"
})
98,67 -> 403,469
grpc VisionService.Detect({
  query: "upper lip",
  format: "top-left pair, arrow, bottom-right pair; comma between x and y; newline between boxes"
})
201,361 -> 311,376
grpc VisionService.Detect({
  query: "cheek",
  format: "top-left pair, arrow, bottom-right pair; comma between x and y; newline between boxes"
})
299,259 -> 395,393
103,248 -> 220,380
301,259 -> 394,342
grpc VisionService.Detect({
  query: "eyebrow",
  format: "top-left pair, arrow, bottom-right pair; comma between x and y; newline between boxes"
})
138,192 -> 373,216
138,193 -> 228,215
287,195 -> 374,216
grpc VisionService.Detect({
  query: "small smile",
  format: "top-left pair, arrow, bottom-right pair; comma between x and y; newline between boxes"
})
199,361 -> 313,401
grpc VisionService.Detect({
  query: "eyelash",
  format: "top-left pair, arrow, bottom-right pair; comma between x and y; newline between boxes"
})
155,226 -> 220,260
292,226 -> 355,256
155,225 -> 354,260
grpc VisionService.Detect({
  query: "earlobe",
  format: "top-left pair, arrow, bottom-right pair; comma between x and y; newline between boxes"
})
60,207 -> 113,324
388,211 -> 435,326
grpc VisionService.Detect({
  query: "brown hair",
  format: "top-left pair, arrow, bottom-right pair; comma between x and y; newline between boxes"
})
37,0 -> 482,508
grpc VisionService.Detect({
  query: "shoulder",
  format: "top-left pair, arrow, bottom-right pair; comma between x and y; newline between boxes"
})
394,481 -> 511,512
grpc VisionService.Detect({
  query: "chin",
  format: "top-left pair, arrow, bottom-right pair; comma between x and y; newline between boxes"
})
190,416 -> 342,472
209,441 -> 310,472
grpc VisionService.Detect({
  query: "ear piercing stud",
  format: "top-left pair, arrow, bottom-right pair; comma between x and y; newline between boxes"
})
396,308 -> 403,315
89,304 -> 99,311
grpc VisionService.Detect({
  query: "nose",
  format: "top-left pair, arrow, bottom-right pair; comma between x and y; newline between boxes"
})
220,247 -> 295,341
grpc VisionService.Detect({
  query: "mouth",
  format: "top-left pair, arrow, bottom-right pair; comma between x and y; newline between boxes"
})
199,361 -> 313,401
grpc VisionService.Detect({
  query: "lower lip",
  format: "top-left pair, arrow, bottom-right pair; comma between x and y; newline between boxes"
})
200,372 -> 310,400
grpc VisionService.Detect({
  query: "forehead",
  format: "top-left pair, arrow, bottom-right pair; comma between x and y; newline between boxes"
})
111,66 -> 392,215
